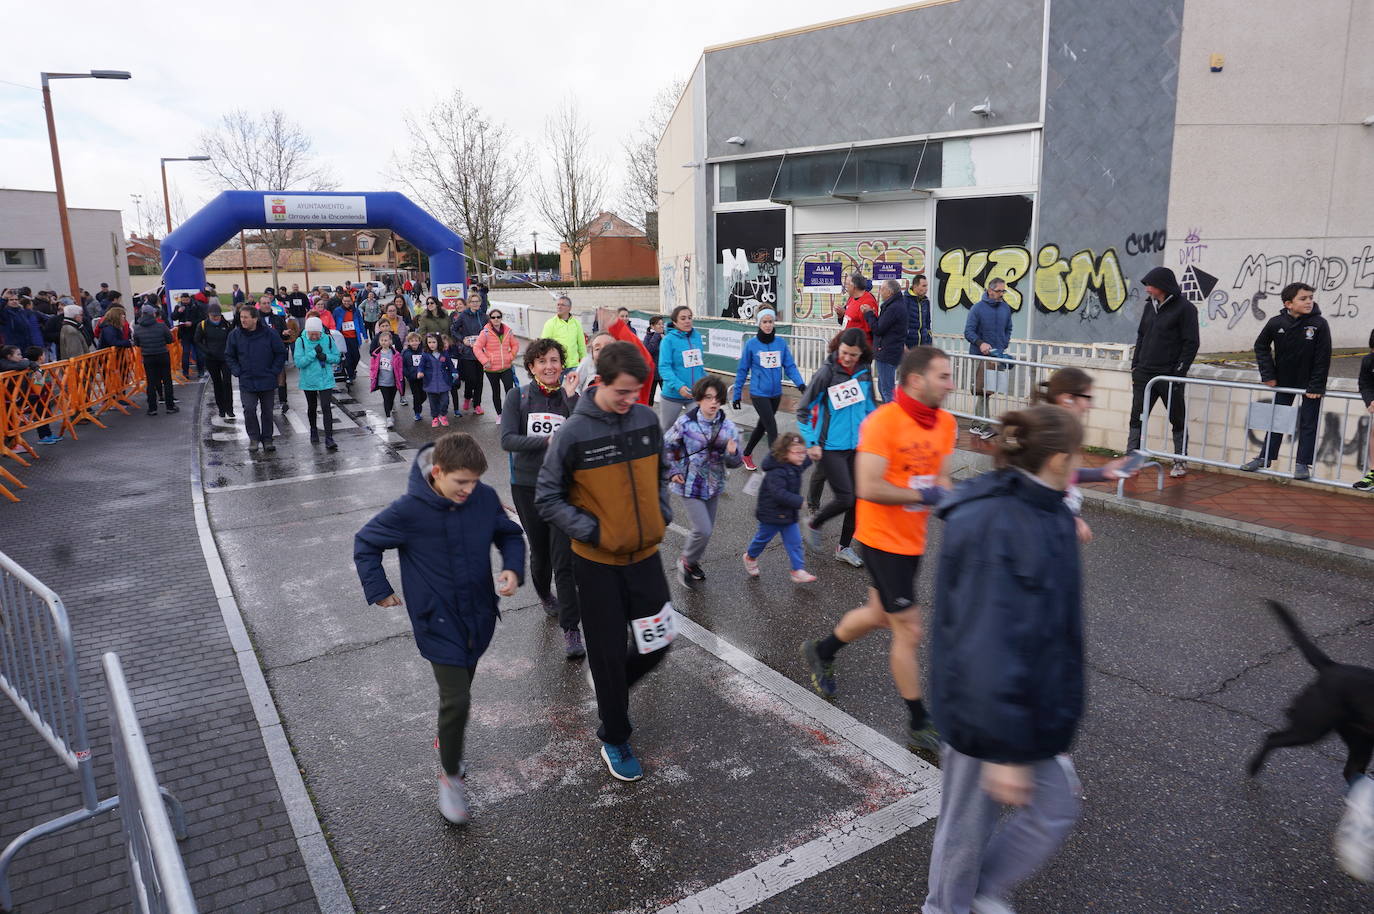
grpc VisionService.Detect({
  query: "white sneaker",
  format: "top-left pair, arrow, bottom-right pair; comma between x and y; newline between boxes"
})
834,545 -> 864,567
438,773 -> 470,825
972,894 -> 1017,914
385,415 -> 394,429
1336,776 -> 1374,882
978,425 -> 998,441
1170,461 -> 1188,478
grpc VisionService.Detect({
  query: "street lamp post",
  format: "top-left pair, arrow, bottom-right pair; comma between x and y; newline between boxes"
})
532,232 -> 539,281
159,155 -> 211,234
41,69 -> 131,298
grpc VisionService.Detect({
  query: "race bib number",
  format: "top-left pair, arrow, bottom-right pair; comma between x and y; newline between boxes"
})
758,350 -> 781,369
379,355 -> 392,373
827,378 -> 863,410
341,321 -> 355,331
632,603 -> 678,655
681,348 -> 703,368
527,411 -> 564,436
464,335 -> 478,347
904,474 -> 937,513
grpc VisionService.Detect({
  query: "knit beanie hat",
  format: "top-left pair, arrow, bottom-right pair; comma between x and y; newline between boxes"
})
63,304 -> 83,319
304,316 -> 324,334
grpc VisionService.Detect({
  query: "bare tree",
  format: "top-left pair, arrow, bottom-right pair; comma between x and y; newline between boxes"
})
197,109 -> 337,287
535,99 -> 608,286
127,183 -> 188,241
389,91 -> 527,283
620,79 -> 686,249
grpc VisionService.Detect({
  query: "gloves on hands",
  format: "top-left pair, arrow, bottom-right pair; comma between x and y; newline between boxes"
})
315,344 -> 326,363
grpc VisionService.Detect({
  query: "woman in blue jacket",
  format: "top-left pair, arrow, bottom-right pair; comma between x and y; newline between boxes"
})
731,307 -> 805,471
924,405 -> 1085,914
797,328 -> 876,567
656,306 -> 705,430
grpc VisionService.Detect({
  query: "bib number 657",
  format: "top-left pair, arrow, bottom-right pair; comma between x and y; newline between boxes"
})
631,603 -> 678,655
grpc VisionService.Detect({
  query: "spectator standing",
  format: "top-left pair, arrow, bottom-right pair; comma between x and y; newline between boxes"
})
1241,282 -> 1330,480
903,274 -> 932,348
841,271 -> 878,342
58,305 -> 91,360
172,292 -> 206,378
196,304 -> 235,418
1353,330 -> 1374,491
231,283 -> 245,306
1127,266 -> 1199,477
963,277 -> 1014,440
96,304 -> 132,351
0,290 -> 44,350
226,304 -> 287,453
133,304 -> 176,415
643,315 -> 664,406
95,282 -> 110,304
84,291 -> 104,324
868,279 -> 911,403
538,295 -> 587,367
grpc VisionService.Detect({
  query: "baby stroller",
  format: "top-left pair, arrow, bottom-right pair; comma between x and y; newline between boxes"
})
329,329 -> 349,386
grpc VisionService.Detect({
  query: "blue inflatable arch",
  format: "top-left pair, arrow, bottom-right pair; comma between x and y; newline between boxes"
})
159,190 -> 465,302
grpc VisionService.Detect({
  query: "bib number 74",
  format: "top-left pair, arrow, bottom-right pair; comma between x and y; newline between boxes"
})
631,602 -> 678,654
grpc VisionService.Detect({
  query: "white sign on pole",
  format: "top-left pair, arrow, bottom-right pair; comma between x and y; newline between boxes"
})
707,328 -> 744,360
436,282 -> 466,310
263,195 -> 368,225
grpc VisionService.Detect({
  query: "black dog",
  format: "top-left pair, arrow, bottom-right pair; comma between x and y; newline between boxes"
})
1248,601 -> 1374,784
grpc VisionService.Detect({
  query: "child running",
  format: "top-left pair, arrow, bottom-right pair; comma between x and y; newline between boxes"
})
742,431 -> 816,583
402,332 -> 426,423
369,330 -> 404,429
663,375 -> 742,586
418,332 -> 456,427
353,432 -> 525,825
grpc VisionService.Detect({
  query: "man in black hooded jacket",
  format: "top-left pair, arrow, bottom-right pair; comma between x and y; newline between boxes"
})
1127,266 -> 1199,476
1240,282 -> 1330,480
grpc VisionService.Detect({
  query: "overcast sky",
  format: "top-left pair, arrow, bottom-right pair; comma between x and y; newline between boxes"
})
2,0 -> 884,251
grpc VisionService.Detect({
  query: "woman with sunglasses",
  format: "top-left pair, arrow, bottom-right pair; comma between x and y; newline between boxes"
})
415,296 -> 450,338
474,308 -> 520,417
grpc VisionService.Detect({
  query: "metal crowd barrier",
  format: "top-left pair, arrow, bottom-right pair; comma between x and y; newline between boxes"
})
1138,375 -> 1370,488
940,350 -> 1063,426
0,551 -> 190,913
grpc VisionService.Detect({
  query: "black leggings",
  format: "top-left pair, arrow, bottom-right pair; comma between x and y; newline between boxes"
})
744,395 -> 780,458
457,359 -> 482,404
378,385 -> 397,416
810,449 -> 856,548
408,377 -> 425,413
485,369 -> 516,414
303,389 -> 334,436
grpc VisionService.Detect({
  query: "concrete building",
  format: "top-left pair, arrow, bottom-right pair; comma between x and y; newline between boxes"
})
0,189 -> 127,298
657,0 -> 1374,351
559,212 -> 658,282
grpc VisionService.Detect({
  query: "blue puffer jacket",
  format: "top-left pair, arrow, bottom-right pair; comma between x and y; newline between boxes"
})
755,454 -> 811,525
293,333 -> 341,391
225,324 -> 286,392
795,354 -> 876,451
663,406 -> 742,500
930,468 -> 1083,764
0,305 -> 44,349
658,326 -> 705,401
419,351 -> 456,394
963,291 -> 1013,355
449,308 -> 486,361
353,445 -> 526,667
904,293 -> 932,348
731,334 -> 805,401
400,345 -> 426,380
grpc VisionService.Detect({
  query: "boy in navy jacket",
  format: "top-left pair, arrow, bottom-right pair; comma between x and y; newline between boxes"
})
353,433 -> 525,825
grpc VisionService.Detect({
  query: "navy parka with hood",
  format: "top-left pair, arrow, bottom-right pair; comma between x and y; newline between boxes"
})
353,444 -> 526,667
929,468 -> 1084,764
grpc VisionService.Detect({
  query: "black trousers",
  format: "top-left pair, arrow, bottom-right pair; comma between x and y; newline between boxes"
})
430,662 -> 476,777
342,338 -> 361,380
204,358 -> 232,414
744,395 -> 780,458
378,385 -> 397,416
1127,375 -> 1188,455
511,484 -> 580,630
457,359 -> 482,404
573,552 -> 672,746
811,449 -> 856,548
1259,391 -> 1322,467
485,369 -> 516,414
240,386 -> 276,443
408,378 -> 425,414
303,388 -> 335,436
142,352 -> 174,409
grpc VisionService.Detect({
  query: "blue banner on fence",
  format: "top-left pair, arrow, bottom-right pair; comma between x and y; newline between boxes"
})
802,262 -> 843,294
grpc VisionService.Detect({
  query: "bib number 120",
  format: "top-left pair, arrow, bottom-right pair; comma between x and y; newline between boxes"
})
631,602 -> 678,654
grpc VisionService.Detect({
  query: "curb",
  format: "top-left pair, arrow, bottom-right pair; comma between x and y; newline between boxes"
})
188,386 -> 355,914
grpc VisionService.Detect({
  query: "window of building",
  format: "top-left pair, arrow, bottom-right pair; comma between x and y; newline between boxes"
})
718,157 -> 784,203
719,141 -> 945,205
1,249 -> 45,270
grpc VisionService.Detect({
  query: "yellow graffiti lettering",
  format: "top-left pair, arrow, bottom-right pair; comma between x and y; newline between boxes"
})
1035,244 -> 1070,311
1033,244 -> 1126,313
937,248 -> 990,311
986,247 -> 1030,310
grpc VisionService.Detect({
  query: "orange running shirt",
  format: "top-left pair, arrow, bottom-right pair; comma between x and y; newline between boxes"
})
853,402 -> 957,556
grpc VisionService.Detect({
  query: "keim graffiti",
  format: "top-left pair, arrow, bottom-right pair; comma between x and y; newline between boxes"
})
935,244 -> 1128,317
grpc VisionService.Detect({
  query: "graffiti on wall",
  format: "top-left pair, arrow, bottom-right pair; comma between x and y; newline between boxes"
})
792,237 -> 927,321
717,210 -> 785,321
1125,228 -> 1167,256
661,254 -> 692,313
935,244 -> 1128,317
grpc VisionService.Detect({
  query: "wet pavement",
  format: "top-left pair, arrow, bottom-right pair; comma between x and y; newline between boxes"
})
199,370 -> 1374,913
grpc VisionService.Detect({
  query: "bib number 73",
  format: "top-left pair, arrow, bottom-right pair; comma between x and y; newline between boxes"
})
631,602 -> 678,654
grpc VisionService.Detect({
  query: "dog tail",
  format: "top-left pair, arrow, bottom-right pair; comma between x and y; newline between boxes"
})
1266,600 -> 1333,670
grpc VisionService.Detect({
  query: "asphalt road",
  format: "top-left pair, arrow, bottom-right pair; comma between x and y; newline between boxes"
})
200,369 -> 1374,913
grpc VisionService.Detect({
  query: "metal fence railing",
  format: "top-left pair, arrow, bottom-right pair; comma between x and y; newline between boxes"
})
103,653 -> 198,914
0,551 -> 190,912
1138,376 -> 1370,488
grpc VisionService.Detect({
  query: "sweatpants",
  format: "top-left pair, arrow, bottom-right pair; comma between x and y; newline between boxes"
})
659,396 -> 689,431
1258,391 -> 1321,467
511,484 -> 580,631
810,449 -> 857,548
204,358 -> 232,414
484,369 -> 516,414
680,495 -> 719,566
430,662 -> 476,777
573,552 -> 672,746
427,390 -> 449,419
303,389 -> 335,436
743,395 -> 780,458
923,746 -> 1082,914
142,352 -> 175,409
240,386 -> 276,443
408,378 -> 425,416
747,521 -> 805,570
1126,375 -> 1188,455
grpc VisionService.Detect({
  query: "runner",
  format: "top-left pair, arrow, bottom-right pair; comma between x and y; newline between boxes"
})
369,329 -> 404,429
499,337 -> 584,659
801,345 -> 955,759
572,332 -> 614,397
922,405 -> 1085,914
360,290 -> 383,338
536,341 -> 674,782
731,307 -> 805,471
401,332 -> 426,423
294,316 -> 342,448
797,328 -> 877,567
538,295 -> 587,367
473,307 -> 519,417
656,306 -> 705,430
450,290 -> 487,414
663,375 -> 742,586
742,431 -> 816,583
418,332 -> 455,427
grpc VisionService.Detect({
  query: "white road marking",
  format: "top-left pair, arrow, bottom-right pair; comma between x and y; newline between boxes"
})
281,406 -> 309,434
205,462 -> 407,493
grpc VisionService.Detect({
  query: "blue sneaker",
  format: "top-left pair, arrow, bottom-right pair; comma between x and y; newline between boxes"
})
600,741 -> 643,781
37,435 -> 62,445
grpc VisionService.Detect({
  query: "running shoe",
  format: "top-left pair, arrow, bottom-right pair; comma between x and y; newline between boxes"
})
968,423 -> 986,438
1354,469 -> 1374,491
835,545 -> 864,567
166,404 -> 180,414
325,437 -> 337,451
37,435 -> 61,445
413,412 -> 423,422
1336,775 -> 1374,882
1170,461 -> 1188,478
310,430 -> 320,443
437,773 -> 470,825
262,441 -> 276,453
742,553 -> 760,577
600,741 -> 643,781
540,594 -> 559,618
439,415 -> 450,426
742,456 -> 757,471
682,560 -> 706,581
1295,463 -> 1312,480
385,416 -> 394,429
800,640 -> 837,700
907,723 -> 942,761
790,569 -> 817,583
978,426 -> 997,441
399,395 -> 408,406
474,405 -> 484,416
463,398 -> 472,412
972,894 -> 1018,914
1240,457 -> 1269,472
803,521 -> 823,552
431,417 -> 440,428
563,628 -> 586,660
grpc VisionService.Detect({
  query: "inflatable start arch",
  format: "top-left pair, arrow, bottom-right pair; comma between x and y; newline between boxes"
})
159,190 -> 466,303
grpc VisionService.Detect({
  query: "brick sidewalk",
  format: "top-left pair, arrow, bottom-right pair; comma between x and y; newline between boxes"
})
0,384 -> 321,912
